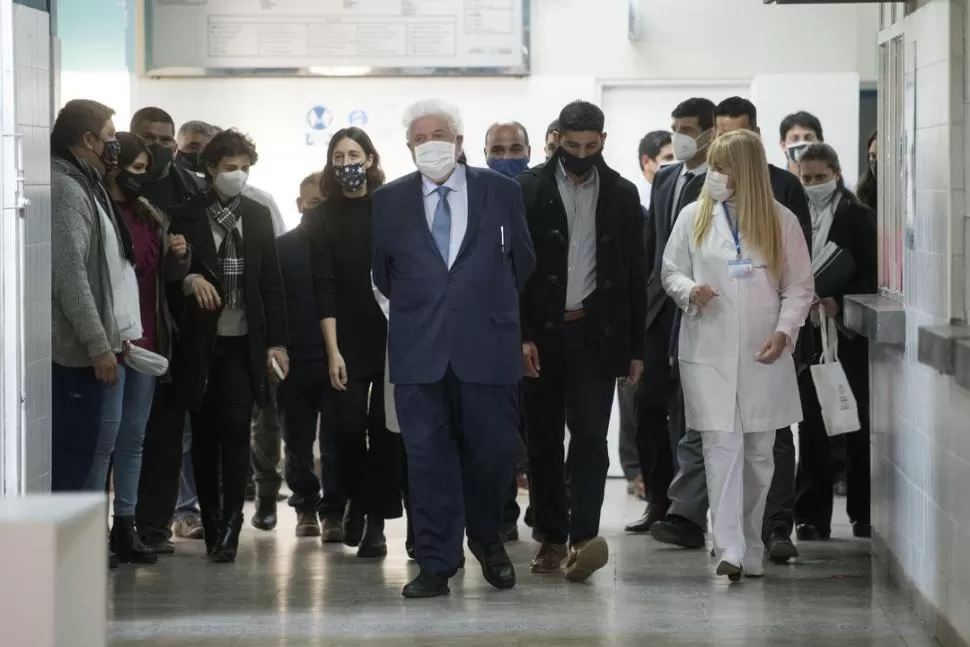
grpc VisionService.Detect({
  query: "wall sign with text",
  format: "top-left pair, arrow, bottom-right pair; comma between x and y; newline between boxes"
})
144,0 -> 531,78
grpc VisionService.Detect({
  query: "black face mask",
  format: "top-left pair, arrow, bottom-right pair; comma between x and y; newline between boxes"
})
116,169 -> 146,201
868,159 -> 877,177
559,148 -> 600,176
176,150 -> 203,173
150,144 -> 174,175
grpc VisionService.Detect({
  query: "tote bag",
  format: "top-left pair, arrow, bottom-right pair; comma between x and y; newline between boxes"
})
810,313 -> 861,436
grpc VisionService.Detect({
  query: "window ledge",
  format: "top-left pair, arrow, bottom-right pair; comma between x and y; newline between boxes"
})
917,324 -> 970,376
843,294 -> 906,346
955,340 -> 970,390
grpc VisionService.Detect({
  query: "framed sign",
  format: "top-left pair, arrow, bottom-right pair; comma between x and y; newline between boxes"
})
144,0 -> 531,78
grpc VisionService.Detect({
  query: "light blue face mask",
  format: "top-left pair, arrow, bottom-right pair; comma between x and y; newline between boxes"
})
488,157 -> 530,179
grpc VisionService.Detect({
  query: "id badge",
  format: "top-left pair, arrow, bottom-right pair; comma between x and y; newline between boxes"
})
727,258 -> 753,279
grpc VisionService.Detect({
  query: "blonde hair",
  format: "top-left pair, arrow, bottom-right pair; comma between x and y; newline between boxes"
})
692,129 -> 783,277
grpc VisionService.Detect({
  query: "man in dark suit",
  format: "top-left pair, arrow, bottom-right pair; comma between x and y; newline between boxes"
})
518,100 -> 645,583
648,96 -> 813,564
626,98 -> 714,536
372,99 -> 536,599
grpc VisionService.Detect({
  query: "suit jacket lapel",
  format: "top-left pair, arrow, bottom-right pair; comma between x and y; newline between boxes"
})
662,163 -> 684,235
454,167 -> 485,265
404,173 -> 444,264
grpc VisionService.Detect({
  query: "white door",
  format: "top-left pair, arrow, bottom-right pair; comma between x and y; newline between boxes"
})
598,81 -> 750,478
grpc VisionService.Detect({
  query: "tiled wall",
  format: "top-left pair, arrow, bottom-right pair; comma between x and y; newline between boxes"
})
871,0 -> 970,644
13,2 -> 53,493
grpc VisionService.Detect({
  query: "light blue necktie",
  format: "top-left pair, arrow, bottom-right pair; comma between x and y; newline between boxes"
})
431,185 -> 452,263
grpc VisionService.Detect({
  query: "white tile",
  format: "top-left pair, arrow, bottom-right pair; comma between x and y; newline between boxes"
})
916,60 -> 951,129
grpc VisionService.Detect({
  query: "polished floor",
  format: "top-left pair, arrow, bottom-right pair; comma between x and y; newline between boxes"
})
109,481 -> 939,647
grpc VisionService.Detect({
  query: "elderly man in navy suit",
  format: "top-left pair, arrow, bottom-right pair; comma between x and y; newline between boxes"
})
372,99 -> 536,599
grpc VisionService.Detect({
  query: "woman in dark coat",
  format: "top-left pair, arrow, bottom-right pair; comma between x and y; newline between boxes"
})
304,127 -> 403,558
793,143 -> 877,541
168,129 -> 289,563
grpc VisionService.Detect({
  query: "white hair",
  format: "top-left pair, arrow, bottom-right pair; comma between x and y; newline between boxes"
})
402,99 -> 464,140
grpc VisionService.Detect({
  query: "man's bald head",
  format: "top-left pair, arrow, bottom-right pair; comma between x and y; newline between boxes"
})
484,121 -> 530,161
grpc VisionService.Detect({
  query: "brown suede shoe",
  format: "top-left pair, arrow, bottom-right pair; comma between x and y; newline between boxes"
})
530,541 -> 567,573
564,537 -> 609,582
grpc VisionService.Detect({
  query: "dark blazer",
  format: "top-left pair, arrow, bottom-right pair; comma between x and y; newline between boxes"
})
644,162 -> 706,333
372,165 -> 536,386
167,193 -> 288,411
276,224 -> 326,371
517,157 -> 646,377
665,164 -> 816,370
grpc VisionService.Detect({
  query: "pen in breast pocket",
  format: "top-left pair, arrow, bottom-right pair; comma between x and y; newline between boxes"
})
500,225 -> 505,249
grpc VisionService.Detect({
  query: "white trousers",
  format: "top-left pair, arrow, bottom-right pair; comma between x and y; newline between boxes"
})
701,410 -> 776,572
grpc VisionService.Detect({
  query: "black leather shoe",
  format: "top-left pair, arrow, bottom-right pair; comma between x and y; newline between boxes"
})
108,545 -> 119,569
649,515 -> 706,549
252,497 -> 278,531
110,517 -> 158,565
796,524 -> 830,541
140,535 -> 175,555
211,514 -> 243,563
625,502 -> 669,534
468,540 -> 515,590
402,570 -> 450,598
852,522 -> 871,538
766,532 -> 799,563
357,517 -> 388,558
202,516 -> 221,556
342,500 -> 366,547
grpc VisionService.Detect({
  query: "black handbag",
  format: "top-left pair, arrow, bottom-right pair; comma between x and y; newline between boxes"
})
813,242 -> 857,299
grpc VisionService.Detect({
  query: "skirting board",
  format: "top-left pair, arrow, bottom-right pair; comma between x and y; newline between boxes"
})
871,530 -> 968,647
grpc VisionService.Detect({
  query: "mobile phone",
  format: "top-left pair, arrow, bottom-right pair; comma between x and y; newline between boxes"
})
271,357 -> 286,381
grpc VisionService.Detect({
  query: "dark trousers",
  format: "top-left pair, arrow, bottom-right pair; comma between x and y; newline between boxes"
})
280,363 -> 345,516
52,363 -> 107,492
763,427 -> 796,540
333,375 -> 403,520
795,347 -> 871,532
190,336 -> 255,523
523,319 -> 617,545
250,390 -> 282,499
136,384 -> 187,539
397,369 -> 520,577
636,314 -> 680,508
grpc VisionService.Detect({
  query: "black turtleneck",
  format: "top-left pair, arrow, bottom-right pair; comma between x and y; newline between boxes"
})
307,193 -> 387,379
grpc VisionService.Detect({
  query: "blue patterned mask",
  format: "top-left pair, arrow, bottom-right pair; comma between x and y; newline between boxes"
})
334,162 -> 366,191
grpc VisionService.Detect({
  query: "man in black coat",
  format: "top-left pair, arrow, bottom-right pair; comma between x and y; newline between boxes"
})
518,100 -> 645,582
647,97 -> 813,564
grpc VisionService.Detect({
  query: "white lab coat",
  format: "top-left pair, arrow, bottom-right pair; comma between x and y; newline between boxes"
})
662,200 -> 814,433
372,276 -> 399,433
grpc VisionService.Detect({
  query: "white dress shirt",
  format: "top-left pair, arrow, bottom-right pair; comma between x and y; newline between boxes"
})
421,164 -> 468,269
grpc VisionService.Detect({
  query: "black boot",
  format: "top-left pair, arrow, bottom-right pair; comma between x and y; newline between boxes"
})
357,516 -> 388,558
110,517 -> 158,565
342,499 -> 366,547
211,513 -> 243,563
252,497 -> 278,531
202,515 -> 221,557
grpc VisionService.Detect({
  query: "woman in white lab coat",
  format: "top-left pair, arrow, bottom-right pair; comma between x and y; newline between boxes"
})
661,129 -> 814,581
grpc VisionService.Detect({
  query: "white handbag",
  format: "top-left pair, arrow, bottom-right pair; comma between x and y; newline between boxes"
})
124,344 -> 169,378
809,313 -> 861,436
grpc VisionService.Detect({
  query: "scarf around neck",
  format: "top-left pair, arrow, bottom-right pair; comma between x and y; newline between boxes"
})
206,194 -> 244,309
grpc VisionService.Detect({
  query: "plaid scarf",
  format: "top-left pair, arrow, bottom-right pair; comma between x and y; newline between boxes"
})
207,196 -> 244,309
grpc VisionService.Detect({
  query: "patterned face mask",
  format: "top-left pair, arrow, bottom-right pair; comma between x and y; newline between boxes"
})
334,162 -> 366,191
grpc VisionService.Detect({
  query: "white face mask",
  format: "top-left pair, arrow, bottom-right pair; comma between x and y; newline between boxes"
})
671,131 -> 706,162
705,170 -> 733,202
414,140 -> 457,182
804,179 -> 838,210
214,169 -> 248,197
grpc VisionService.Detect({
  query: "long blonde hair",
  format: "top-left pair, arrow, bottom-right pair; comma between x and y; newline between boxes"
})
691,129 -> 783,277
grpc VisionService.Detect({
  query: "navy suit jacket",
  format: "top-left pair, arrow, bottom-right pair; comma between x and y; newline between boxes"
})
372,166 -> 536,386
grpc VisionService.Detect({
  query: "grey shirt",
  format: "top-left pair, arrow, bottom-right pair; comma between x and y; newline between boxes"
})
555,162 -> 599,311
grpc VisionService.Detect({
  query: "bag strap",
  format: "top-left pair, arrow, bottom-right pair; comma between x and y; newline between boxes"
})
818,312 -> 840,364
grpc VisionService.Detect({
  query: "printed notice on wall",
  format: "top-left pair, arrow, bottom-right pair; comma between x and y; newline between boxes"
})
146,0 -> 529,76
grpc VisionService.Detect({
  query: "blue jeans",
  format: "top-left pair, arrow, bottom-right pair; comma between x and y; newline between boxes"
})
52,363 -> 107,492
175,418 -> 200,518
83,364 -> 156,516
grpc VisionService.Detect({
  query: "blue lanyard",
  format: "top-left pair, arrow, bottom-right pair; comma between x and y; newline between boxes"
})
722,202 -> 741,259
